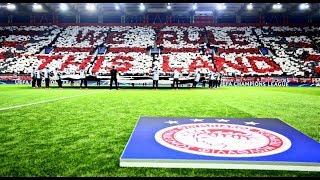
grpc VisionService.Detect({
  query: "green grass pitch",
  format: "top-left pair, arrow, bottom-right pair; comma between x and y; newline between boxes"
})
0,85 -> 319,177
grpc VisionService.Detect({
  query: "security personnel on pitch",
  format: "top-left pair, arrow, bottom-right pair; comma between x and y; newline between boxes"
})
110,66 -> 118,90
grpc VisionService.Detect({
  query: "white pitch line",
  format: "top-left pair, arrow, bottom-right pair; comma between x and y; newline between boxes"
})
0,91 -> 104,111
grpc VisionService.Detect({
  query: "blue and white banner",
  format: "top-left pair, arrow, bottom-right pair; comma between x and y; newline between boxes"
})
120,117 -> 320,171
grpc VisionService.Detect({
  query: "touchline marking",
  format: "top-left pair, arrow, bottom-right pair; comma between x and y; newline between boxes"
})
0,91 -> 104,111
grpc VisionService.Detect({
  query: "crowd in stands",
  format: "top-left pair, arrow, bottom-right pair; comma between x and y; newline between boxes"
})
156,26 -> 206,49
106,26 -> 155,48
0,24 -> 319,79
254,26 -> 320,76
54,26 -> 108,48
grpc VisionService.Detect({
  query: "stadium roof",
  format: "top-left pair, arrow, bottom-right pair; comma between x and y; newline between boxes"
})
0,3 -> 319,17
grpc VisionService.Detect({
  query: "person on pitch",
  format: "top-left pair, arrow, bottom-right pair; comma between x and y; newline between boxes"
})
218,71 -> 223,87
44,67 -> 50,89
31,67 -> 36,88
152,65 -> 159,90
36,68 -> 42,88
201,73 -> 206,88
110,66 -> 118,90
192,71 -> 201,89
96,72 -> 101,86
53,68 -> 62,89
79,69 -> 87,89
173,68 -> 180,90
208,71 -> 214,89
213,70 -> 219,89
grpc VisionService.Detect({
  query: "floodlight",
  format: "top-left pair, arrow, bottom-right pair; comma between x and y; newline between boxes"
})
299,3 -> 309,10
33,3 -> 42,10
115,4 -> 120,10
140,3 -> 145,11
272,3 -> 282,10
217,3 -> 226,11
247,3 -> 253,10
7,3 -> 16,10
60,3 -> 68,11
192,3 -> 197,10
86,3 -> 96,11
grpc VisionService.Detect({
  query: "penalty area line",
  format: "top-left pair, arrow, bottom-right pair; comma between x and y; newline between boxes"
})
0,91 -> 104,111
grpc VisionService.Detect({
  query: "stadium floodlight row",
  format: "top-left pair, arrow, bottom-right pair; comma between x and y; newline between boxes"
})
0,3 -> 313,12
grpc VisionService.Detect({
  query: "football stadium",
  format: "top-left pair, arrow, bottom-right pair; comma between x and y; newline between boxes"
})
0,1 -> 320,177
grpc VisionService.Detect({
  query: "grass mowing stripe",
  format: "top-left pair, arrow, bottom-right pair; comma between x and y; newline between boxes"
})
0,91 -> 105,111
0,88 -> 104,108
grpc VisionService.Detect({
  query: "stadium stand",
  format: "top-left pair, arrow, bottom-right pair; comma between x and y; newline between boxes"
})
0,24 -> 319,78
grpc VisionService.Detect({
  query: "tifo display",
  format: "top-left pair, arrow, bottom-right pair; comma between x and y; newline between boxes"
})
0,24 -> 319,88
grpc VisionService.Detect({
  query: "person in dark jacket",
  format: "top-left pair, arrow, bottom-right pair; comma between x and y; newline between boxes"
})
44,67 -> 50,89
208,71 -> 214,89
31,67 -> 36,88
110,66 -> 118,90
218,72 -> 222,87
